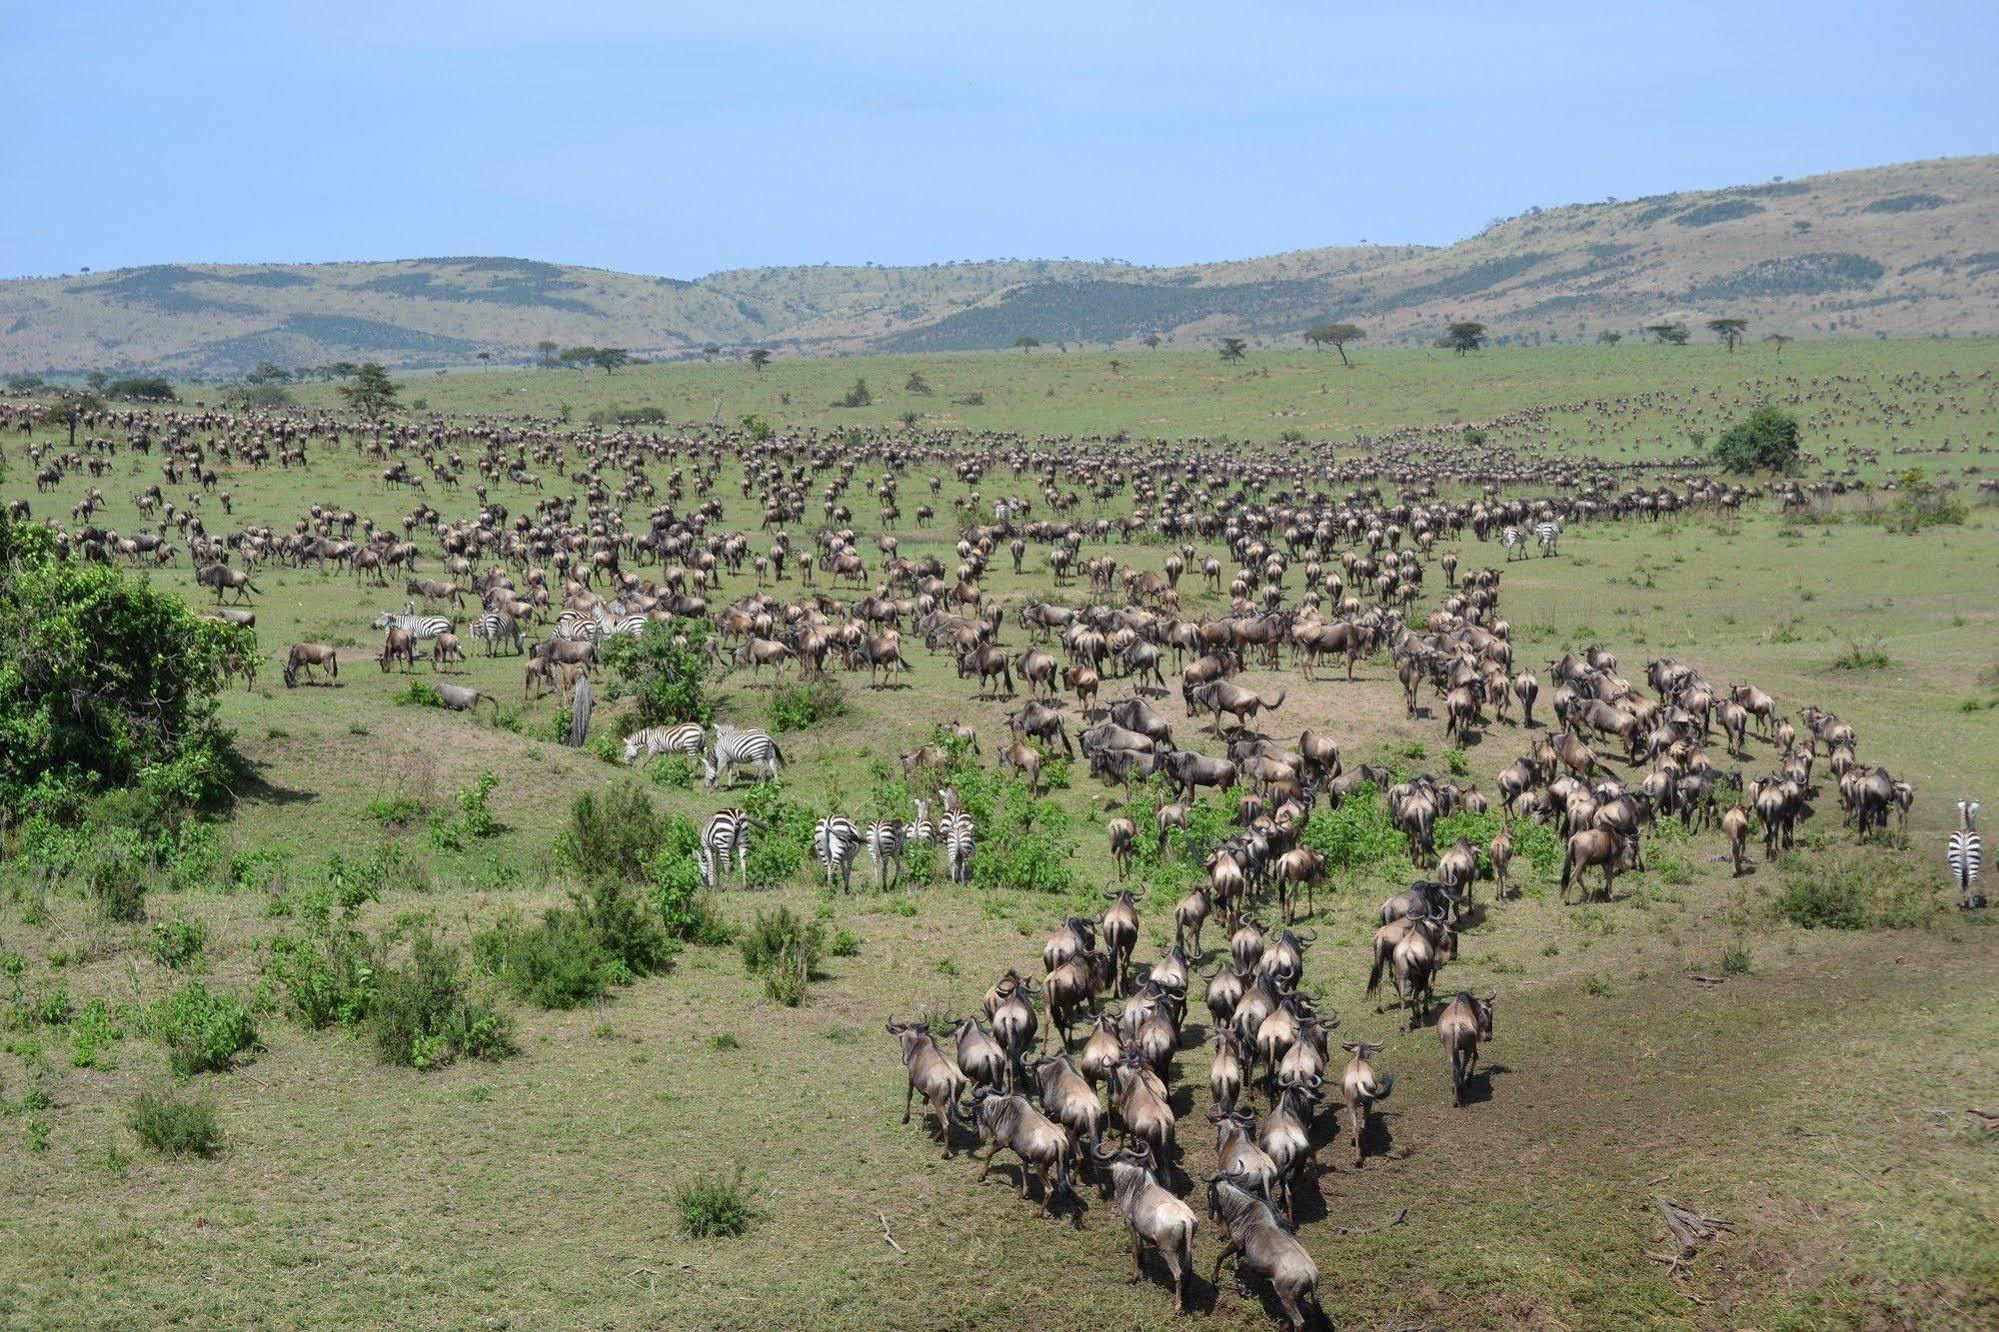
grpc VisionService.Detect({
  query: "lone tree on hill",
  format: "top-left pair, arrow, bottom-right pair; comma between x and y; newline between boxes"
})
1439,321 -> 1488,355
747,348 -> 771,373
1711,406 -> 1801,474
1142,334 -> 1161,350
1305,322 -> 1366,367
1218,337 -> 1248,364
339,363 -> 399,418
701,345 -> 721,362
1707,318 -> 1748,352
1013,336 -> 1041,353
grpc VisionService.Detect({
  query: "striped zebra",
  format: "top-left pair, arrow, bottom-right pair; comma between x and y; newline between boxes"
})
700,808 -> 754,889
1500,526 -> 1523,561
1950,800 -> 1984,909
595,611 -> 648,639
702,726 -> 785,788
469,611 -> 525,656
373,607 -> 453,642
624,722 -> 706,765
814,816 -> 862,893
553,611 -> 602,643
866,818 -> 906,890
1535,519 -> 1563,557
944,811 -> 976,884
906,798 -> 936,848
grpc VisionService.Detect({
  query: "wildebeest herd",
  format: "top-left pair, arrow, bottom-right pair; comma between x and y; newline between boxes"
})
2,389 -> 1984,1326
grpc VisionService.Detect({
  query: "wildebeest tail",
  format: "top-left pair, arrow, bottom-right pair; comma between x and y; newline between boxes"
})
1365,943 -> 1387,999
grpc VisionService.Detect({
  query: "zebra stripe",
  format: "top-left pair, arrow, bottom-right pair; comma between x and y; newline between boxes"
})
1535,520 -> 1563,556
906,798 -> 936,847
814,816 -> 862,892
374,610 -> 453,641
703,727 -> 785,787
701,808 -> 752,889
1501,526 -> 1522,561
866,818 -> 906,890
1950,800 -> 1983,907
624,723 -> 706,764
553,611 -> 602,643
944,812 -> 976,883
469,612 -> 525,656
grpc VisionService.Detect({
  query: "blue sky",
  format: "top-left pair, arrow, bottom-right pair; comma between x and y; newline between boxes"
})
4,1 -> 1993,279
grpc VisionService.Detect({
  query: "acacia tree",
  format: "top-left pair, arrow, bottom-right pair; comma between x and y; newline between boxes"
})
1218,337 -> 1248,364
535,340 -> 560,369
747,349 -> 771,373
700,345 -> 721,362
1306,322 -> 1366,367
1765,332 -> 1794,359
1142,335 -> 1161,351
589,348 -> 630,375
1707,317 -> 1748,352
1013,336 -> 1041,353
339,363 -> 399,418
1646,322 -> 1691,345
1439,321 -> 1488,355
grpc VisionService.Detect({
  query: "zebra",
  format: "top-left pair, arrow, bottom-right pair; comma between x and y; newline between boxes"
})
553,611 -> 602,642
468,611 -> 525,656
373,607 -> 452,642
1500,526 -> 1523,561
907,797 -> 936,848
623,722 -> 706,765
1949,800 -> 1984,909
1535,519 -> 1563,557
700,808 -> 755,889
944,811 -> 976,884
702,726 -> 785,788
594,609 -> 649,639
814,816 -> 862,893
866,818 -> 906,890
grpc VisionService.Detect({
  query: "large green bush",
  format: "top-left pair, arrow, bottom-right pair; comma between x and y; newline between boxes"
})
1301,785 -> 1407,870
598,619 -> 714,727
372,929 -> 514,1069
0,510 -> 242,818
1711,407 -> 1801,474
150,982 -> 259,1077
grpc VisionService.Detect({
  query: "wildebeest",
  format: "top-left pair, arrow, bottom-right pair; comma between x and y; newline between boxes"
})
1436,991 -> 1495,1107
886,1020 -> 968,1157
1206,1175 -> 1322,1330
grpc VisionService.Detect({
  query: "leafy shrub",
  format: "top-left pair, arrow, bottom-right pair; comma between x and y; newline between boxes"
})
573,875 -> 679,976
740,781 -> 818,888
598,620 -> 713,727
88,838 -> 147,923
1773,852 -> 1940,930
148,917 -> 209,970
1672,199 -> 1764,227
1863,192 -> 1947,214
1302,786 -> 1406,871
1445,748 -> 1471,777
428,772 -> 499,851
941,756 -> 1077,895
372,930 -> 514,1069
829,928 -> 860,957
768,680 -> 848,732
391,680 -> 444,708
647,753 -> 696,789
649,815 -> 732,944
1712,407 -> 1800,474
129,1089 -> 221,1157
674,1167 -> 761,1238
557,783 -> 661,883
1882,468 -> 1968,533
263,926 -> 376,1029
1721,940 -> 1753,975
475,908 -> 619,1009
150,982 -> 259,1077
1831,639 -> 1891,672
1583,974 -> 1616,998
739,908 -> 823,976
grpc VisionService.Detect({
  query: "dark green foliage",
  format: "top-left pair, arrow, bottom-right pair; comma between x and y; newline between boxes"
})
428,772 -> 498,850
648,815 -> 731,943
88,838 -> 147,923
1863,192 -> 1947,214
1438,321 -> 1488,354
834,378 -> 873,407
221,384 -> 294,409
738,908 -> 823,976
129,1089 -> 222,1157
337,362 -> 399,417
263,926 -> 376,1029
1882,468 -> 1969,532
1712,407 -> 1801,474
372,930 -> 513,1069
105,376 -> 177,402
768,679 -> 848,732
944,757 -> 1076,894
475,908 -> 622,1009
1685,253 -> 1883,301
150,982 -> 258,1077
1301,786 -> 1406,870
739,781 -> 818,888
0,510 -> 240,819
1392,254 -> 1548,307
148,916 -> 209,970
1672,199 -> 1764,227
392,679 -> 445,707
598,619 -> 713,727
1773,852 -> 1940,931
557,783 -> 663,884
674,1167 -> 761,1238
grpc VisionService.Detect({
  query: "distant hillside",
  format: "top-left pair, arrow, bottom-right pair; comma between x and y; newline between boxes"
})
3,156 -> 1996,375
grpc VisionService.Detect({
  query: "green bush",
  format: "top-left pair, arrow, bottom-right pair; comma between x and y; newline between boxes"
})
129,1089 -> 221,1157
1303,785 -> 1407,870
148,916 -> 209,970
428,772 -> 499,851
828,928 -> 860,957
739,908 -> 823,976
674,1167 -> 761,1238
768,679 -> 848,732
1711,406 -> 1801,474
1773,852 -> 1939,930
88,838 -> 148,923
150,982 -> 259,1077
941,756 -> 1077,895
0,510 -> 240,817
763,946 -> 810,1006
557,783 -> 662,883
263,926 -> 376,1029
647,753 -> 696,789
649,815 -> 732,943
391,679 -> 445,708
740,781 -> 818,889
372,930 -> 514,1069
1721,940 -> 1753,975
598,620 -> 713,727
475,908 -> 619,1009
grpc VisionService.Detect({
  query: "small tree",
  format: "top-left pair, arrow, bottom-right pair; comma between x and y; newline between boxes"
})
1306,322 -> 1366,367
597,620 -> 713,727
1013,336 -> 1041,353
1218,337 -> 1248,364
1646,322 -> 1691,345
1706,318 -> 1748,352
1439,321 -> 1488,355
1765,332 -> 1793,359
1597,330 -> 1622,346
475,351 -> 492,370
85,370 -> 110,391
46,389 -> 106,449
700,345 -> 721,362
535,340 -> 560,369
245,361 -> 291,386
590,348 -> 630,375
339,363 -> 399,418
747,349 -> 771,373
559,346 -> 598,372
1711,406 -> 1801,474
1142,335 -> 1161,351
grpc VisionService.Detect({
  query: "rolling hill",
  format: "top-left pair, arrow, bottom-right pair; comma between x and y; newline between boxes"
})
3,155 -> 1996,376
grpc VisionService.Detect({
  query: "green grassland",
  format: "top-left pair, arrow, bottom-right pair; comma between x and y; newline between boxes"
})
1,340 -> 1995,1329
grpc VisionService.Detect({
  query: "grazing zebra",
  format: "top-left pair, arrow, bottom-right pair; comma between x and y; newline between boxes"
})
702,726 -> 785,788
553,611 -> 602,642
907,798 -> 936,848
625,723 -> 707,765
814,816 -> 862,893
1950,800 -> 1984,909
944,811 -> 977,884
469,611 -> 525,656
700,808 -> 754,889
1535,520 -> 1563,557
373,607 -> 453,642
866,818 -> 906,890
1501,526 -> 1523,561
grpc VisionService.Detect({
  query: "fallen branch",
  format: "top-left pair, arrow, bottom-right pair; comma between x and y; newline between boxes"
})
1689,974 -> 1726,988
877,1210 -> 905,1254
1653,1197 -> 1731,1281
1334,1206 -> 1407,1236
